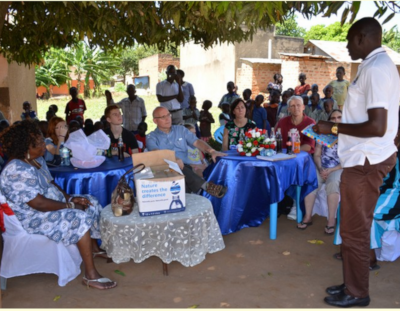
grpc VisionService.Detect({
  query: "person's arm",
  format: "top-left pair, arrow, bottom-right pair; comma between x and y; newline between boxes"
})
141,99 -> 147,122
193,139 -> 227,162
207,112 -> 215,123
302,84 -> 311,95
221,127 -> 229,151
27,194 -> 87,212
157,94 -> 178,103
313,144 -> 323,173
175,76 -> 184,103
313,108 -> 387,138
65,103 -> 70,120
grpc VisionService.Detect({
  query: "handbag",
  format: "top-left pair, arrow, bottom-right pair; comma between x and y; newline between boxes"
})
111,163 -> 145,216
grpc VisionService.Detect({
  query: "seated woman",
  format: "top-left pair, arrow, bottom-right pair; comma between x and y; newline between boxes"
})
297,109 -> 343,234
221,98 -> 256,151
44,117 -> 69,163
0,121 -> 117,290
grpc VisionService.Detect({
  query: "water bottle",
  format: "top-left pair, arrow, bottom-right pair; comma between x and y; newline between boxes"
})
276,128 -> 283,153
117,135 -> 124,162
60,144 -> 70,166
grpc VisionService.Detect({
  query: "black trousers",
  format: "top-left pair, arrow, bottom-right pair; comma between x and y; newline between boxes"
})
182,164 -> 205,193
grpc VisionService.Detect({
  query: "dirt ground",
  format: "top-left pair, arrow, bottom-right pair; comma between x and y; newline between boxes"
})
2,214 -> 400,308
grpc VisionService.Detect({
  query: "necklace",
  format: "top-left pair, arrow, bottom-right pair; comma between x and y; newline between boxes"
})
24,159 -> 53,183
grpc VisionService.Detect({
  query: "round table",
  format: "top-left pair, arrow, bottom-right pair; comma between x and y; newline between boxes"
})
100,194 -> 225,267
49,156 -> 132,207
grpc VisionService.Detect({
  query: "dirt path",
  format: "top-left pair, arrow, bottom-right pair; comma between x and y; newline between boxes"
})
2,215 -> 400,308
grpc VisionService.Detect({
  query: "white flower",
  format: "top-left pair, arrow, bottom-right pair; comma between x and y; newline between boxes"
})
255,132 -> 260,138
264,138 -> 271,143
251,147 -> 257,153
258,147 -> 264,151
246,142 -> 252,148
246,152 -> 252,157
238,147 -> 243,152
237,143 -> 243,148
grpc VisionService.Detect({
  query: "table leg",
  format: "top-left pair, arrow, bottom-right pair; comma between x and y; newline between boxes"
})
162,262 -> 169,276
296,186 -> 302,223
269,202 -> 278,240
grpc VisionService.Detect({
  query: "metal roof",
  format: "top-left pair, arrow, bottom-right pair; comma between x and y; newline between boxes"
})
278,52 -> 330,59
240,58 -> 282,64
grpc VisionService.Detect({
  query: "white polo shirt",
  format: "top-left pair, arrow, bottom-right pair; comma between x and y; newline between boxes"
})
156,80 -> 182,110
338,47 -> 400,168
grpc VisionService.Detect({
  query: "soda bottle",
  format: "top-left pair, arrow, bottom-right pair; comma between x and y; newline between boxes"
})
276,128 -> 283,153
294,133 -> 301,154
117,135 -> 124,162
106,135 -> 112,158
286,133 -> 293,155
60,143 -> 71,166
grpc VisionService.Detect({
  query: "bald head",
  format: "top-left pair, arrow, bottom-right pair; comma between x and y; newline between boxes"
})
347,18 -> 382,60
153,106 -> 169,118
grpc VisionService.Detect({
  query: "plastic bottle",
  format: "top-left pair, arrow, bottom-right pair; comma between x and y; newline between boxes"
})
106,135 -> 112,158
294,133 -> 301,154
117,135 -> 124,162
60,143 -> 71,166
286,133 -> 293,155
276,128 -> 283,153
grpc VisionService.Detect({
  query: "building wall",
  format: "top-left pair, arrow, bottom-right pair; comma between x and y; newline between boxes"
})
36,79 -> 95,97
236,62 -> 254,98
180,41 -> 236,105
280,56 -> 300,92
0,56 -> 36,123
138,54 -> 180,94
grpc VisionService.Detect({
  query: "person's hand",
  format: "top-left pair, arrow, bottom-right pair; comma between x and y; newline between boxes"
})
175,74 -> 182,85
192,111 -> 198,119
71,196 -> 92,209
313,121 -> 334,135
176,158 -> 184,170
210,150 -> 227,163
56,125 -> 68,138
320,168 -> 329,181
124,152 -> 131,158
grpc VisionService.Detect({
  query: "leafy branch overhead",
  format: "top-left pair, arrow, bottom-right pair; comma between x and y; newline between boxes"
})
0,1 -> 399,64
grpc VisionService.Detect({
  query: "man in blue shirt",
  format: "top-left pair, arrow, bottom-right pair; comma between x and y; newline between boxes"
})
176,69 -> 195,110
147,107 -> 228,198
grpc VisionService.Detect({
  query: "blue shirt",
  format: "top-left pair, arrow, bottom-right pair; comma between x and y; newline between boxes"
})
147,125 -> 198,164
252,106 -> 267,129
180,82 -> 195,109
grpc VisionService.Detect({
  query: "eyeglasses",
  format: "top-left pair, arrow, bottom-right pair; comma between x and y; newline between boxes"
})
154,113 -> 172,120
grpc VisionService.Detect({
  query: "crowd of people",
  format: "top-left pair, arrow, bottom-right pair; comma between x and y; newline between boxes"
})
0,17 -> 398,306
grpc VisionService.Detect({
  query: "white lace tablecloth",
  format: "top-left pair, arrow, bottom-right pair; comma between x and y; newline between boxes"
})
100,194 -> 225,267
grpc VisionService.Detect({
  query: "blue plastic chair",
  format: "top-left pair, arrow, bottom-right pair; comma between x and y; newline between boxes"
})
213,126 -> 225,144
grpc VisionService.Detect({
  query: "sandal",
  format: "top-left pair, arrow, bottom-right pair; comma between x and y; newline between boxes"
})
369,264 -> 380,271
206,182 -> 227,198
297,221 -> 313,230
93,251 -> 109,259
324,226 -> 335,235
333,252 -> 343,261
82,277 -> 117,290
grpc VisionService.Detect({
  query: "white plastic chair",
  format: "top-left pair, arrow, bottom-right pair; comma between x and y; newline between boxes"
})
0,210 -> 82,290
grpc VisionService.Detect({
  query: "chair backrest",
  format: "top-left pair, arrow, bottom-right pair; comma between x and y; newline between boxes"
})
213,126 -> 225,144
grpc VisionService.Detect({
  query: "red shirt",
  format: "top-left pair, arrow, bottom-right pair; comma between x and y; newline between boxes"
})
135,134 -> 146,152
65,99 -> 86,124
276,115 -> 316,154
294,84 -> 311,95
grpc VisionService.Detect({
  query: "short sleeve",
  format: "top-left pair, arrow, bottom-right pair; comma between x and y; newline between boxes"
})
146,132 -> 159,151
156,82 -> 162,96
190,84 -> 195,96
364,67 -> 391,110
82,100 -> 87,111
0,161 -> 44,204
141,98 -> 147,116
65,103 -> 69,114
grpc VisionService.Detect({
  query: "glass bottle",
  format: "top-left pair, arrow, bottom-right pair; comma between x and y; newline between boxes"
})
276,128 -> 283,153
117,135 -> 124,162
286,133 -> 293,155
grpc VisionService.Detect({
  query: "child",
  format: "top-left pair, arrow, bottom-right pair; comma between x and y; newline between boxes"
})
184,123 -> 208,177
321,85 -> 338,109
38,120 -> 49,138
49,104 -> 58,117
135,122 -> 148,152
320,98 -> 335,121
294,73 -> 311,95
218,81 -> 240,108
305,93 -> 324,122
199,100 -> 215,142
46,110 -> 55,122
183,95 -> 200,126
252,95 -> 268,130
328,66 -> 350,110
219,102 -> 231,126
243,88 -> 252,107
84,118 -> 94,136
266,90 -> 280,127
65,86 -> 86,124
21,101 -> 38,121
276,90 -> 290,122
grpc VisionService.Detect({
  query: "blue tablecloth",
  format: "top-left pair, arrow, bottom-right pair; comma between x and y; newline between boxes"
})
49,157 -> 133,207
203,150 -> 318,235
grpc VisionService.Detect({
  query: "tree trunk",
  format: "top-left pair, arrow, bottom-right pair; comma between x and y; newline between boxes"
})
0,2 -> 11,40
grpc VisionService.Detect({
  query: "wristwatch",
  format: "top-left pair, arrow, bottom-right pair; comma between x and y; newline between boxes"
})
331,123 -> 339,135
68,202 -> 75,209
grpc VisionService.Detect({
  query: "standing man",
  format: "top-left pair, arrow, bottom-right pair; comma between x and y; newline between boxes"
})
313,18 -> 399,307
65,87 -> 86,125
156,65 -> 184,125
176,69 -> 195,110
106,84 -> 147,134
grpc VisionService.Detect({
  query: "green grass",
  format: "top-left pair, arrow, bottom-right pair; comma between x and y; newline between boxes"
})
37,94 -> 223,135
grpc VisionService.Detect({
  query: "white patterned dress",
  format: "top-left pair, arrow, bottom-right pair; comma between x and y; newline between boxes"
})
0,157 -> 102,246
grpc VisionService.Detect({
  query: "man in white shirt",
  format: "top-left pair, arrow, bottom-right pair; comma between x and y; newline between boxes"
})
106,84 -> 147,134
314,18 -> 399,308
156,65 -> 184,125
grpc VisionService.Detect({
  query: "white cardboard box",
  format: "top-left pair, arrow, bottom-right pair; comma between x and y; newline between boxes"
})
132,150 -> 186,216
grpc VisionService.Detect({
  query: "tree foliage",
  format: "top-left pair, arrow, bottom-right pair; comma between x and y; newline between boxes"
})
275,15 -> 306,38
304,22 -> 352,43
383,26 -> 400,52
1,1 -> 399,65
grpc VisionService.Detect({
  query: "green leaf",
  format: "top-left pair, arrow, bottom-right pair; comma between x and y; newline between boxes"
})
188,305 -> 199,308
383,12 -> 395,25
114,269 -> 126,276
53,295 -> 61,302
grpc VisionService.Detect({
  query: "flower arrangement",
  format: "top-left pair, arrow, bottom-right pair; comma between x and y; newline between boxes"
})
236,128 -> 276,157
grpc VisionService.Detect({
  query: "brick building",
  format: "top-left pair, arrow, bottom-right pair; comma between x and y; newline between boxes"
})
138,53 -> 180,94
